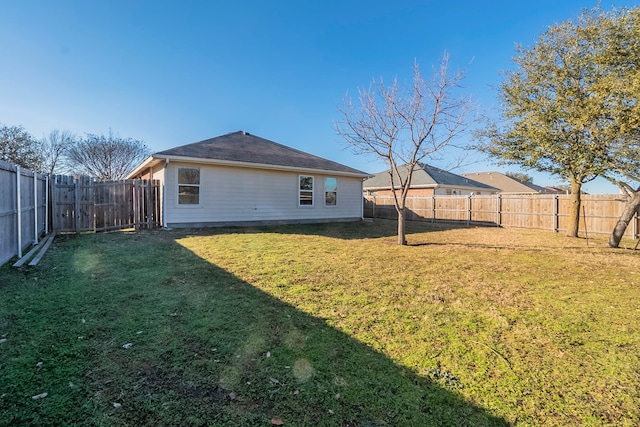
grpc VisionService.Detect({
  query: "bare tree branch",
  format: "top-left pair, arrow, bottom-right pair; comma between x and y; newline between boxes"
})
67,129 -> 149,181
336,53 -> 478,245
41,129 -> 77,175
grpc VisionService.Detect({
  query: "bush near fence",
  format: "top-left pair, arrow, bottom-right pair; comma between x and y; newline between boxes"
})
364,193 -> 637,238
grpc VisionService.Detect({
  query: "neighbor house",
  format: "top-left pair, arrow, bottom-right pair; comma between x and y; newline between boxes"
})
127,131 -> 368,228
460,172 -> 562,194
363,163 -> 498,196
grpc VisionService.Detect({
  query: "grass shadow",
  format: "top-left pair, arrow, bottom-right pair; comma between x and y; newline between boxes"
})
0,231 -> 508,426
177,218 -> 477,242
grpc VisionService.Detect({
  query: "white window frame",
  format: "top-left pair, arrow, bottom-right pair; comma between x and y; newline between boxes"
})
177,167 -> 201,206
324,177 -> 337,207
299,175 -> 314,207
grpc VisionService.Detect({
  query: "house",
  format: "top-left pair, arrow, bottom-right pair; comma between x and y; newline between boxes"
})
363,163 -> 498,196
459,172 -> 561,194
127,131 -> 369,228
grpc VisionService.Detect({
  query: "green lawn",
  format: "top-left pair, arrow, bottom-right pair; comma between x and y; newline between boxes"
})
1,220 -> 639,426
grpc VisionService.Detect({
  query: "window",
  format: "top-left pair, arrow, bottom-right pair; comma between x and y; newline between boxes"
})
299,175 -> 313,206
178,167 -> 200,205
325,177 -> 337,206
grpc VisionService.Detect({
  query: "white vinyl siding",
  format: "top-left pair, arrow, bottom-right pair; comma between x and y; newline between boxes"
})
162,163 -> 363,225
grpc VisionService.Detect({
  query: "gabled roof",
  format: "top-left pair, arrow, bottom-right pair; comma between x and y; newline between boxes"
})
128,131 -> 368,178
460,172 -> 556,194
363,163 -> 498,192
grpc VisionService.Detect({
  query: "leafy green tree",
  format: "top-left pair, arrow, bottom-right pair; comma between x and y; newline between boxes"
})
67,130 -> 149,181
504,172 -> 532,183
0,124 -> 43,171
478,6 -> 640,238
599,8 -> 640,247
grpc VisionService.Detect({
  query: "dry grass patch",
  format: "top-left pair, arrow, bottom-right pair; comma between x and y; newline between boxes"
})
180,221 -> 640,425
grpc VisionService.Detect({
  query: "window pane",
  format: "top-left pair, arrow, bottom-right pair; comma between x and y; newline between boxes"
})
178,185 -> 199,204
179,168 -> 200,185
300,176 -> 313,190
300,191 -> 313,205
325,191 -> 337,205
325,177 -> 337,192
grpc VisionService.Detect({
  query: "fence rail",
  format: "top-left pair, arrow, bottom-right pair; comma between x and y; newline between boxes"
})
364,193 -> 637,238
0,161 -> 48,266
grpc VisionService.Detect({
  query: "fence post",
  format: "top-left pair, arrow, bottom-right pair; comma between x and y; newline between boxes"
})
467,195 -> 472,226
432,195 -> 436,223
553,195 -> 559,233
74,176 -> 80,233
16,166 -> 22,258
45,175 -> 49,234
497,194 -> 502,227
33,171 -> 38,244
146,180 -> 152,228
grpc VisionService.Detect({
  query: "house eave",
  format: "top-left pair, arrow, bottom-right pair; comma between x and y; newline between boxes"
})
127,156 -> 164,179
133,154 -> 369,178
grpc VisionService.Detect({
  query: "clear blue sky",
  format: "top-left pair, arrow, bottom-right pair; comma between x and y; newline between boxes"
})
1,1 -> 635,192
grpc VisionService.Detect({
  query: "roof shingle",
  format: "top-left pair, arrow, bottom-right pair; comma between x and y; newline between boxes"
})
364,163 -> 497,191
459,172 -> 557,193
156,131 -> 366,175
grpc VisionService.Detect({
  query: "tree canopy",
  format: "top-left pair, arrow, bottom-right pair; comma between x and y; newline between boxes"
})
0,124 -> 43,171
478,6 -> 640,237
41,129 -> 77,175
67,131 -> 149,181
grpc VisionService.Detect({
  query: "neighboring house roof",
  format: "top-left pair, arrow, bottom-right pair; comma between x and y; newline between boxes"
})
544,186 -> 570,194
128,131 -> 368,178
460,172 -> 557,194
363,163 -> 498,192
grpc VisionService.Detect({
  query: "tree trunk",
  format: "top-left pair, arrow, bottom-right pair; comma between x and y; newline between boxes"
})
608,189 -> 640,248
397,206 -> 407,245
566,179 -> 582,237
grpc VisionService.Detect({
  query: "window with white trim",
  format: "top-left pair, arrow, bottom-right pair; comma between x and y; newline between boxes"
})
324,177 -> 337,206
299,175 -> 313,206
178,167 -> 200,205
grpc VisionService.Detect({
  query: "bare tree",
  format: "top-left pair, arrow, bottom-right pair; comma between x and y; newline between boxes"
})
41,129 -> 77,175
67,130 -> 149,181
336,54 -> 476,245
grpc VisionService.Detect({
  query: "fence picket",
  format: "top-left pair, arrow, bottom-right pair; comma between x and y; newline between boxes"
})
0,161 -> 48,266
51,175 -> 160,233
364,193 -> 635,237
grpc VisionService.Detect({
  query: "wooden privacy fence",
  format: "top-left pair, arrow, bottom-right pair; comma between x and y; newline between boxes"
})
364,193 -> 639,238
0,161 -> 48,266
52,175 -> 160,232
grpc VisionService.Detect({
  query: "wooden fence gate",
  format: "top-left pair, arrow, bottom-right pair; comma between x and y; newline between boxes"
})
52,175 -> 160,232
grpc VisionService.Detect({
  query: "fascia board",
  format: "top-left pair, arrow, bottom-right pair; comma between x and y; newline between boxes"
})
157,155 -> 369,178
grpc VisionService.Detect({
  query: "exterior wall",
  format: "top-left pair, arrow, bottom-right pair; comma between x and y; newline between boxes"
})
162,162 -> 363,227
